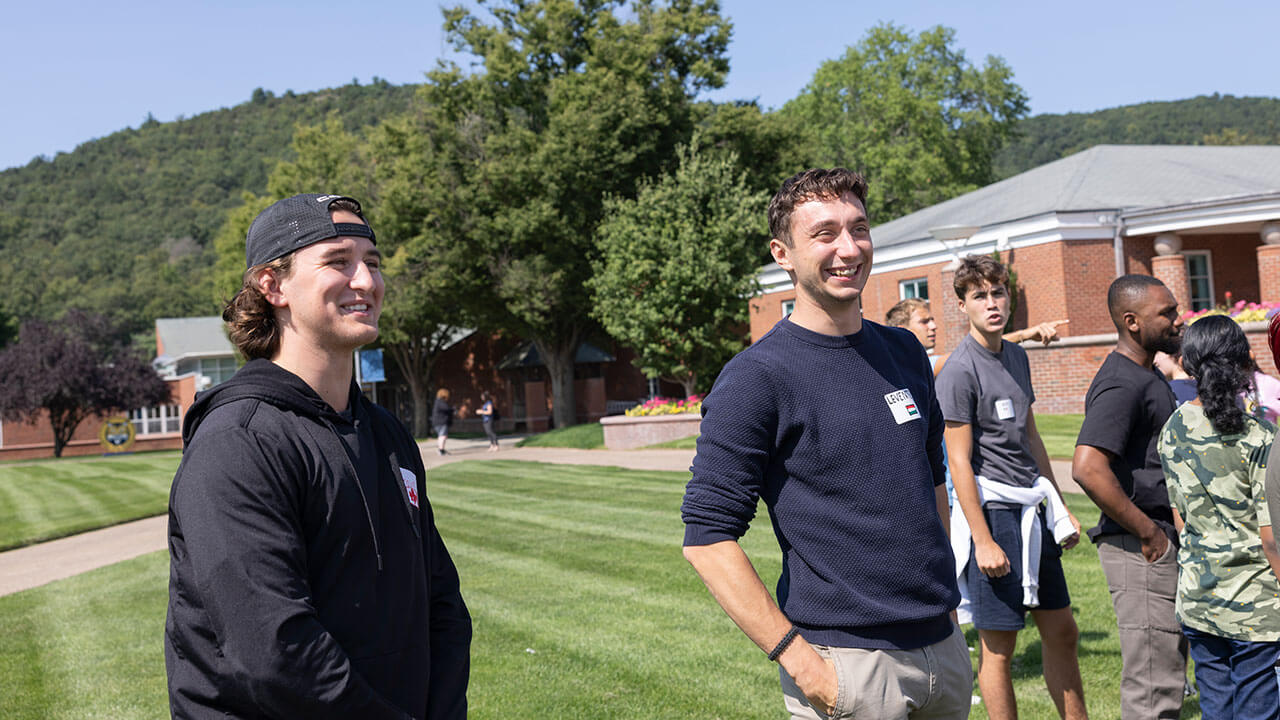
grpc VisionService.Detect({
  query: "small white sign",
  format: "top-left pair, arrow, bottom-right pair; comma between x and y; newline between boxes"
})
885,388 -> 922,424
995,398 -> 1015,421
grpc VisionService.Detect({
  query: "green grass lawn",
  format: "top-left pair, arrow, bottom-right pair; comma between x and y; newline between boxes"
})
0,459 -> 1199,718
515,422 -> 605,449
1037,413 -> 1084,460
0,451 -> 181,551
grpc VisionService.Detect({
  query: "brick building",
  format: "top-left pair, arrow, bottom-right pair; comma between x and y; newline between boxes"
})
750,145 -> 1280,413
0,317 -> 221,460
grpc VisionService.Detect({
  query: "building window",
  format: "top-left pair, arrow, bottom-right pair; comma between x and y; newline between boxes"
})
198,357 -> 239,387
1185,251 -> 1214,312
131,404 -> 182,436
899,278 -> 928,300
781,299 -> 796,317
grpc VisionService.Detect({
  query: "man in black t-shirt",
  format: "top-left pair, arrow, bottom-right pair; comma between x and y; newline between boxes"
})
1072,274 -> 1187,720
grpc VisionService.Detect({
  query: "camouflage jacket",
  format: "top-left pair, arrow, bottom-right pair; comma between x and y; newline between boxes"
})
1159,403 -> 1280,640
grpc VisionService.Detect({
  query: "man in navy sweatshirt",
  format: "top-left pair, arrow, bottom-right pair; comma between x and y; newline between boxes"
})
681,168 -> 971,719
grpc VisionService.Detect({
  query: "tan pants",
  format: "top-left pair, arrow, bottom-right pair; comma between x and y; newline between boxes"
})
1097,534 -> 1188,720
780,624 -> 973,719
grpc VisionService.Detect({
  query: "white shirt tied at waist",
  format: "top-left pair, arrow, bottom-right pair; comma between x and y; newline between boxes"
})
950,475 -> 1076,625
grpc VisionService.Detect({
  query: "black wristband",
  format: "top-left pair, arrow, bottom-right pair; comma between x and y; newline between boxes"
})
767,625 -> 801,662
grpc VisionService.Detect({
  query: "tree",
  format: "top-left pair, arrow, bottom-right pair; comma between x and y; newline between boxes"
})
407,0 -> 732,428
589,139 -> 766,395
0,311 -> 171,457
783,23 -> 1028,223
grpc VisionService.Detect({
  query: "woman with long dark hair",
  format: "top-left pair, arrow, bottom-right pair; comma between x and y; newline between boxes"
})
1158,314 -> 1280,719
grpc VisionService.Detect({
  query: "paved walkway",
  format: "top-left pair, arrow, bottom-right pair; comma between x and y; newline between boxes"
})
0,437 -> 1082,597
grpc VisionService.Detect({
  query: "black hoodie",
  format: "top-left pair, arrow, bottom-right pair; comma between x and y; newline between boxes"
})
165,359 -> 470,719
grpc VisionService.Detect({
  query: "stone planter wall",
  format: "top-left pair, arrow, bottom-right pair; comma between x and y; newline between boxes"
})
599,412 -> 701,450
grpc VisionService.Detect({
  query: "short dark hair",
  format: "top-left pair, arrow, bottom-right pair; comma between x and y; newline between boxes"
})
952,255 -> 1008,298
223,255 -> 294,360
885,298 -> 930,328
1107,274 -> 1166,330
767,168 -> 869,247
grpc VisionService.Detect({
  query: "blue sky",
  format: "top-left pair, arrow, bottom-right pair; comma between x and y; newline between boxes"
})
3,0 -> 1277,171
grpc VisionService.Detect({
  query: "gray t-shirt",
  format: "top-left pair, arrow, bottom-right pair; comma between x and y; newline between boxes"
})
936,335 -> 1040,488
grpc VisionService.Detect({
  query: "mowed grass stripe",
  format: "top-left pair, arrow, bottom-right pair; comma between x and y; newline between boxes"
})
430,486 -> 686,549
0,551 -> 169,720
448,541 -> 782,719
0,452 -> 180,550
428,460 -> 691,496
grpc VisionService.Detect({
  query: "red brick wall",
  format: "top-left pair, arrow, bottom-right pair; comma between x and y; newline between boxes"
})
750,240 -> 1101,350
1187,233 -> 1261,305
1025,325 -> 1277,415
1259,245 -> 1280,304
862,262 -> 950,342
1,374 -> 191,460
1025,342 -> 1115,414
1061,239 -> 1118,338
749,288 -> 795,342
1127,233 -> 1262,307
431,333 -> 521,424
1152,254 -> 1191,315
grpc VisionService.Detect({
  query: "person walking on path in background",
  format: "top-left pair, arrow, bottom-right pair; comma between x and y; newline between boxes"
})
1072,274 -> 1187,720
937,255 -> 1086,720
478,391 -> 499,452
432,388 -> 453,456
682,168 -> 972,720
1158,314 -> 1280,720
166,194 -> 471,719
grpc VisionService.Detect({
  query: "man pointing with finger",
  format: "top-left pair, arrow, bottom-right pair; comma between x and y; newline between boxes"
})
681,168 -> 971,719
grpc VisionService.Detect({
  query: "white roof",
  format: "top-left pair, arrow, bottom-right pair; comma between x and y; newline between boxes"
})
871,144 -> 1280,248
155,316 -> 234,360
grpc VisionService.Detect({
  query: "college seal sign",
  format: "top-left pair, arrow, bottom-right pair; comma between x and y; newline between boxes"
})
99,415 -> 136,453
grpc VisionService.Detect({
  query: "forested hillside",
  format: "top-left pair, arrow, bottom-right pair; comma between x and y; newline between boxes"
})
1,84 -> 1276,344
0,80 -> 416,338
994,94 -> 1280,178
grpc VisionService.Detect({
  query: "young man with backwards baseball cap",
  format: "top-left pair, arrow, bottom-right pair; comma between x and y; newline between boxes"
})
165,194 -> 471,719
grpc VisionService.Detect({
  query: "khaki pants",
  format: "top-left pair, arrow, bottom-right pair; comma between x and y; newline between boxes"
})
1097,534 -> 1188,720
780,624 -> 972,719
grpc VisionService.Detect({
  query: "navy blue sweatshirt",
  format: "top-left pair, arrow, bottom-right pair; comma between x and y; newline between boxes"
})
682,318 -> 959,649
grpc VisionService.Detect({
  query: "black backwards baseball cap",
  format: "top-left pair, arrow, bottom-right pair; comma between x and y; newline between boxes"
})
245,193 -> 377,268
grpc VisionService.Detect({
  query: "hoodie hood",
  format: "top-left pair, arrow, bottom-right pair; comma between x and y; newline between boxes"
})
183,358 -> 347,445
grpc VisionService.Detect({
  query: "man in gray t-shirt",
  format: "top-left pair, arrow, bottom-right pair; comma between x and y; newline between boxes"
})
936,255 -> 1085,720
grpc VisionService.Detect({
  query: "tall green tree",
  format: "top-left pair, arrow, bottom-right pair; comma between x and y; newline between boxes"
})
212,113 -> 473,434
404,0 -> 732,428
783,23 -> 1028,222
588,140 -> 766,396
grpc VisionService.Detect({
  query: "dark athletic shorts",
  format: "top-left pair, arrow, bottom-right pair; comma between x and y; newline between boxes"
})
966,504 -> 1071,631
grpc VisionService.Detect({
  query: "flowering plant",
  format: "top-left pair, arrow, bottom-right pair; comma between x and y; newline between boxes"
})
1181,296 -> 1280,326
625,394 -> 704,417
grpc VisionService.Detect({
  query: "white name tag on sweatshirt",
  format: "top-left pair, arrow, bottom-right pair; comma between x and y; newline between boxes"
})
885,389 -> 921,424
400,467 -> 419,508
